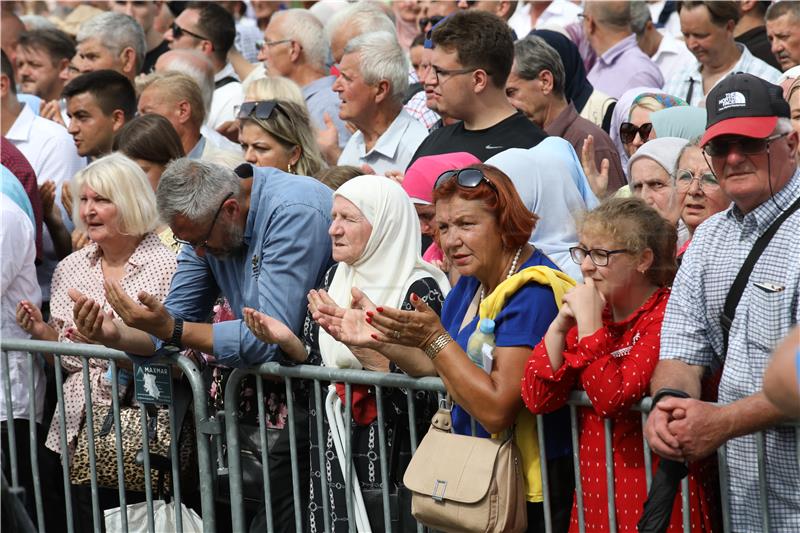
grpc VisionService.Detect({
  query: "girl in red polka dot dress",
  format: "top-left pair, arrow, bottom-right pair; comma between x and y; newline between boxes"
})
522,198 -> 717,532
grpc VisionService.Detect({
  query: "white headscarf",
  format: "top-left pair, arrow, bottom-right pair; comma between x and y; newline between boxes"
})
486,138 -> 599,281
318,175 -> 451,369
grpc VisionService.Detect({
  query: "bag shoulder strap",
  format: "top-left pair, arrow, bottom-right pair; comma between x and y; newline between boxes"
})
214,76 -> 238,89
721,194 -> 800,354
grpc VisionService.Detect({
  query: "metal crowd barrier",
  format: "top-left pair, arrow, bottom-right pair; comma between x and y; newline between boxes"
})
2,338 -> 798,533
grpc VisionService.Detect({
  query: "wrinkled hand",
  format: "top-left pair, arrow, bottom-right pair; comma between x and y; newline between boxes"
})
644,401 -> 685,461
61,181 -> 73,217
242,307 -> 296,347
309,288 -> 382,348
367,293 -> 444,349
316,112 -> 342,164
71,228 -> 90,251
40,99 -> 65,127
39,180 -> 56,215
581,135 -> 610,199
215,119 -> 240,143
16,300 -> 49,339
665,397 -> 731,462
68,288 -> 121,345
104,280 -> 172,339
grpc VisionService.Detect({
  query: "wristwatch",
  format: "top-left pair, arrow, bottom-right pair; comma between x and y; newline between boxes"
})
166,317 -> 184,349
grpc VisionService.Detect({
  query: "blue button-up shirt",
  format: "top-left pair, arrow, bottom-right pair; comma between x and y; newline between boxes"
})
156,167 -> 334,367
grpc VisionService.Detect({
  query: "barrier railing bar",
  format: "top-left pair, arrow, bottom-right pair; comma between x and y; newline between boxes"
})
138,402 -> 155,533
569,404 -> 585,533
255,375 -> 276,533
284,376 -> 303,533
603,418 -> 617,533
53,355 -> 75,533
27,354 -> 44,532
223,369 -> 248,533
314,379 -> 331,533
344,382 -> 355,533
375,385 -> 392,533
680,475 -> 690,533
2,351 -> 21,490
167,392 -> 183,533
109,361 -> 128,533
717,444 -> 731,533
536,414 -> 553,533
756,431 -> 770,532
80,359 -> 102,533
404,390 -> 424,533
641,412 -> 653,492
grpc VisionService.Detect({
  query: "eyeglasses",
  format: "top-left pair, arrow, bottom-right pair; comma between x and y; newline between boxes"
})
419,15 -> 444,31
430,65 -> 486,84
255,39 -> 292,51
703,133 -> 788,158
434,168 -> 497,191
619,122 -> 653,144
236,100 -> 279,120
674,169 -> 720,191
569,246 -> 630,267
171,22 -> 211,42
173,192 -> 233,249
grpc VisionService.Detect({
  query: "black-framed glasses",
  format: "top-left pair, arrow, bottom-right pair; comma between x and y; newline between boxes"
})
675,169 -> 720,191
236,100 -> 279,120
619,122 -> 653,144
255,39 -> 292,51
171,22 -> 211,43
173,192 -> 233,249
569,246 -> 630,267
419,15 -> 444,31
434,168 -> 497,191
430,65 -> 487,84
703,133 -> 788,158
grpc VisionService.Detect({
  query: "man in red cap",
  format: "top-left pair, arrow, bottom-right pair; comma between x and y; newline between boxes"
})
645,72 -> 800,531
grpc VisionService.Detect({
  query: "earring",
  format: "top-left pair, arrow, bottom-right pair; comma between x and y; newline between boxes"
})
287,162 -> 294,174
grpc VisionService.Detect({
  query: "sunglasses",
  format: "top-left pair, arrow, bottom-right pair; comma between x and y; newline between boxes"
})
674,169 -> 720,191
419,15 -> 444,31
434,168 -> 497,191
569,246 -> 630,267
236,100 -> 279,120
171,22 -> 211,43
619,122 -> 653,144
703,133 -> 787,158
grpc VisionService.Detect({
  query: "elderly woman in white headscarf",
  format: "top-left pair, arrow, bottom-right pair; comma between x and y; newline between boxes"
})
485,137 -> 599,281
243,174 -> 449,532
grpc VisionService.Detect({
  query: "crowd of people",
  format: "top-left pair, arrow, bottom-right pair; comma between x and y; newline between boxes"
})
1,1 -> 799,532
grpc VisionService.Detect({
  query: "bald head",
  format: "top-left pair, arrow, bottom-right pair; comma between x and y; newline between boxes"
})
154,49 -> 214,114
585,0 -> 632,32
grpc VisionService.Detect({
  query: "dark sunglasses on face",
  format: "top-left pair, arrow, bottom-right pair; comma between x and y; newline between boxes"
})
419,15 -> 444,31
703,133 -> 787,158
171,22 -> 211,43
236,100 -> 279,120
620,122 -> 653,144
434,168 -> 497,191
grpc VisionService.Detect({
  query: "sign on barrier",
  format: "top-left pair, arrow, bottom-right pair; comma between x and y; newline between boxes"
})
134,364 -> 173,404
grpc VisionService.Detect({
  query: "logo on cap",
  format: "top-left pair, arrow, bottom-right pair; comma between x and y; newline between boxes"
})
718,91 -> 747,112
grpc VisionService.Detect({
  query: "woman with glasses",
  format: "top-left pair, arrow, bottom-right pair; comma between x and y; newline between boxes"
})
312,164 -> 577,532
237,99 -> 326,176
522,197 -> 714,532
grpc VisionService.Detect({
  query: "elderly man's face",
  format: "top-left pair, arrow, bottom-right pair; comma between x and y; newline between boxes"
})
505,66 -> 549,128
258,18 -> 293,77
75,38 -> 120,74
138,86 -> 182,133
630,157 -> 684,226
332,51 -> 377,124
679,5 -> 734,67
767,14 -> 800,72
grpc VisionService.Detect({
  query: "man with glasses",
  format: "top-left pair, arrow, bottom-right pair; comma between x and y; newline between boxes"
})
409,10 -> 546,165
165,2 -> 243,130
646,73 -> 800,531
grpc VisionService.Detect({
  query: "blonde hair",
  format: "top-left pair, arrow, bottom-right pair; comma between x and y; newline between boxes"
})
629,95 -> 666,116
72,153 -> 160,236
244,76 -> 306,107
138,71 -> 206,128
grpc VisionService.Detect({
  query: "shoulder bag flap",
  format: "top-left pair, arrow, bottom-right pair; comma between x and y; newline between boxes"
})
403,424 -> 504,504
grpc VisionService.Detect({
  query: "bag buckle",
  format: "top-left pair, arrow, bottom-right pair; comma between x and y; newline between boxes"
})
432,479 -> 447,502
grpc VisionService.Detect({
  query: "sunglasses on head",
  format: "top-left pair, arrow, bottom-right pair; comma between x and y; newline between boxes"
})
703,133 -> 787,158
419,15 -> 444,31
434,168 -> 497,191
619,122 -> 653,144
236,100 -> 279,120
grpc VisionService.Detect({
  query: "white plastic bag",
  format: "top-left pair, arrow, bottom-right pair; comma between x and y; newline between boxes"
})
104,500 -> 203,533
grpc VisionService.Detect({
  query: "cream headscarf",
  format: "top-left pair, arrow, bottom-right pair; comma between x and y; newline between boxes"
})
318,175 -> 451,369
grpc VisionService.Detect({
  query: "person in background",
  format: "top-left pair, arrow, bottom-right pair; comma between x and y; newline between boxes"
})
393,0 -> 422,51
630,0 -> 696,84
523,197 -> 717,532
74,12 -> 145,82
236,99 -> 326,177
110,0 -> 169,73
734,0 -> 781,70
627,137 -> 691,249
765,1 -> 800,72
245,76 -> 306,105
620,92 -> 687,158
16,28 -> 74,103
315,165 -> 362,190
409,33 -> 427,83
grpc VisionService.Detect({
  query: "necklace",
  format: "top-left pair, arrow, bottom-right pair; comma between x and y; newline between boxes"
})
480,246 -> 523,302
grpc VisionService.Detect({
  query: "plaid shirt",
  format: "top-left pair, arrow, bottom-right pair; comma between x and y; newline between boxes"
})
661,170 -> 800,532
1,137 -> 42,261
404,90 -> 440,131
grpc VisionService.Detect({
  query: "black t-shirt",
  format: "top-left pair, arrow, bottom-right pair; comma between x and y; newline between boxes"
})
407,110 -> 547,168
142,40 -> 170,74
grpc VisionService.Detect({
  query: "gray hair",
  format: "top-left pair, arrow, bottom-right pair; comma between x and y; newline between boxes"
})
325,3 -> 396,45
774,117 -> 794,136
157,159 -> 241,224
157,50 -> 215,115
766,1 -> 800,22
513,35 -> 566,97
629,1 -> 652,35
344,31 -> 409,104
77,12 -> 146,74
272,9 -> 328,71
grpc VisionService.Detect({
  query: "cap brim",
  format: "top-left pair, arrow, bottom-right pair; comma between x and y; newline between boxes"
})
700,116 -> 778,146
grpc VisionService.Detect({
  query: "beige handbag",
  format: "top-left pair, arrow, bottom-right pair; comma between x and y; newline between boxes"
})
403,403 -> 527,533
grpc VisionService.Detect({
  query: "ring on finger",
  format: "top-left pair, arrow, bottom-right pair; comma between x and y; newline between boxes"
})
393,330 -> 401,340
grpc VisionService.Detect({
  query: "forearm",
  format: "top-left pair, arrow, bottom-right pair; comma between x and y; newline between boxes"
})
380,345 -> 436,377
279,333 -> 308,363
722,392 -> 792,439
649,359 -> 704,399
43,213 -> 73,258
543,326 -> 568,371
180,322 -> 214,354
105,320 -> 157,356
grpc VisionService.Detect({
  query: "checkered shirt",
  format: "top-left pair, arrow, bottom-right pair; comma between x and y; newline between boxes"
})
660,169 -> 800,532
404,90 -> 440,131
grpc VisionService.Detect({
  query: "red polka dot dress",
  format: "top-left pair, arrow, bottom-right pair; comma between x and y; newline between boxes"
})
522,288 -> 717,532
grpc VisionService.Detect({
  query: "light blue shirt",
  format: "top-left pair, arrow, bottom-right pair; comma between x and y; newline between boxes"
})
337,109 -> 429,175
302,75 -> 351,149
154,167 -> 334,367
1,165 -> 34,227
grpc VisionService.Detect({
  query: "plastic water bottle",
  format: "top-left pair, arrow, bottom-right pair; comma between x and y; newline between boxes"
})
104,366 -> 131,400
466,318 -> 496,369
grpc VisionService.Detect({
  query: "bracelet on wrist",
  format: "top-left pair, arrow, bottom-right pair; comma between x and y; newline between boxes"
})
424,332 -> 453,361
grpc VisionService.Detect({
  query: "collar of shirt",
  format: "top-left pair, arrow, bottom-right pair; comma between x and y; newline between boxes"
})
544,102 -> 579,138
187,136 -> 207,159
727,168 -> 800,234
243,169 -> 265,245
353,110 -> 413,160
685,43 -> 755,82
597,33 -> 638,67
302,75 -> 335,100
5,103 -> 36,143
652,32 -> 687,61
81,233 -> 158,271
214,62 -> 240,83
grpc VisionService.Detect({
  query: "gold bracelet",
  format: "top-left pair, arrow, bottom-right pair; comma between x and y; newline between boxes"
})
424,332 -> 453,360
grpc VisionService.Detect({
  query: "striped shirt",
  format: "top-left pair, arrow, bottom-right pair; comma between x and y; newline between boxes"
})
660,169 -> 800,532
